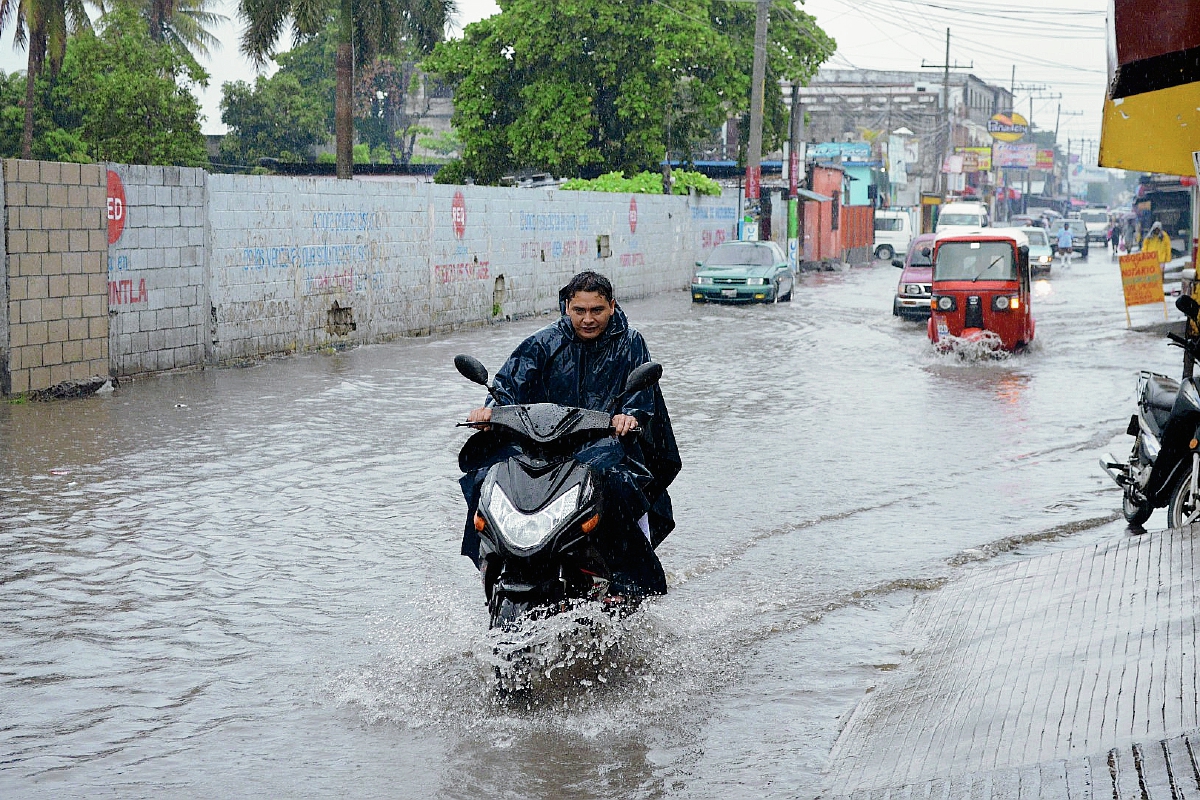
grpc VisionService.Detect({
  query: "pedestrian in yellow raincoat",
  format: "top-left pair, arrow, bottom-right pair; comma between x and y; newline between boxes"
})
1142,221 -> 1172,266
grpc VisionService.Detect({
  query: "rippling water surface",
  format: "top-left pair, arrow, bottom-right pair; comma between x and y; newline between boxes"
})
0,254 -> 1175,797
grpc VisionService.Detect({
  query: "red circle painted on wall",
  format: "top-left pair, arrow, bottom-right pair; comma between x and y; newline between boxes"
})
451,191 -> 466,238
628,197 -> 638,234
106,170 -> 126,244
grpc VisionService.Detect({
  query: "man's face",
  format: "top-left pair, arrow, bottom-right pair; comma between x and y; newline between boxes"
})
566,290 -> 615,340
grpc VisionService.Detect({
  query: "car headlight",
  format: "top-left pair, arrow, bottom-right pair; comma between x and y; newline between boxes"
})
487,484 -> 581,551
935,295 -> 956,311
1038,255 -> 1051,263
746,277 -> 767,286
693,275 -> 713,285
905,283 -> 924,295
992,295 -> 1019,311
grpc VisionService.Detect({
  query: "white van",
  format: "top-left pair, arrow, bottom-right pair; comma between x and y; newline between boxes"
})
935,201 -> 990,233
873,210 -> 913,261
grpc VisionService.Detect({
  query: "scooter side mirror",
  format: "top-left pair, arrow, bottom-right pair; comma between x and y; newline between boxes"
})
624,362 -> 663,395
454,354 -> 490,386
1176,295 -> 1200,320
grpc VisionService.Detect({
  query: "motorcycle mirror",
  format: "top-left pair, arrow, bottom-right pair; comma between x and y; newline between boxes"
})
624,362 -> 662,394
454,354 -> 490,386
920,247 -> 932,257
1176,295 -> 1200,320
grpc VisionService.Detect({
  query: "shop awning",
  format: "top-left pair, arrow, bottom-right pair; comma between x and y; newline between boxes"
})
1099,1 -> 1200,175
797,188 -> 833,202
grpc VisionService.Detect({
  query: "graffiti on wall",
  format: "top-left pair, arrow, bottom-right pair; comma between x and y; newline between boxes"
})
519,212 -> 589,232
520,239 -> 590,261
109,278 -> 148,305
700,229 -> 729,249
435,261 -> 491,283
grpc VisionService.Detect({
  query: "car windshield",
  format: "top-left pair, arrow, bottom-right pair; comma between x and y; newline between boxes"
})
939,213 -> 981,227
704,244 -> 775,267
1081,211 -> 1108,224
1024,230 -> 1048,246
875,217 -> 904,232
934,241 -> 1016,281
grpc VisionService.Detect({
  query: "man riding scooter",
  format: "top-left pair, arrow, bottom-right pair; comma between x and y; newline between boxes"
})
460,271 -> 681,598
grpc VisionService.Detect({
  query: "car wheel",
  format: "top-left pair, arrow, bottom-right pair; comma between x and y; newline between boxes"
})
893,298 -> 900,316
875,245 -> 894,261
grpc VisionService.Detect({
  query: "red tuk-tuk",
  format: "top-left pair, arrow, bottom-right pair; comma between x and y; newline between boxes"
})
927,229 -> 1035,352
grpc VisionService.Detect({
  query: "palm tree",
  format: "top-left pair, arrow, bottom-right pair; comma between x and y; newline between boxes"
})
0,0 -> 93,158
238,0 -> 454,179
139,0 -> 227,57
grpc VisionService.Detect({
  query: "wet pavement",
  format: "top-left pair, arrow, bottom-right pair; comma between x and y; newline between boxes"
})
0,249 -> 1191,798
828,522 -> 1200,798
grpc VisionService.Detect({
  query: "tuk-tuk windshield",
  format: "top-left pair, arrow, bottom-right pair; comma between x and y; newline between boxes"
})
934,241 -> 1017,281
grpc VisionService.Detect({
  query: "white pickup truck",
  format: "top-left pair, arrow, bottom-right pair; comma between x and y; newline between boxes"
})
1078,209 -> 1110,244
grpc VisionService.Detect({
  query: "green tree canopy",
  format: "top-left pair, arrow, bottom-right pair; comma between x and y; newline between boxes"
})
219,71 -> 329,164
45,3 -> 209,165
1,3 -> 209,164
425,0 -> 832,184
236,0 -> 453,178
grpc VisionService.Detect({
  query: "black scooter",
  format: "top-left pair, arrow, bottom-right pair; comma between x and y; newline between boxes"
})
1101,295 -> 1200,528
455,354 -> 662,629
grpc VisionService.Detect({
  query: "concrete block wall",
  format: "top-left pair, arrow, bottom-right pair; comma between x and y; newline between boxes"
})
208,179 -> 739,360
1,159 -> 109,395
0,160 -> 738,394
208,176 -> 435,360
106,164 -> 210,375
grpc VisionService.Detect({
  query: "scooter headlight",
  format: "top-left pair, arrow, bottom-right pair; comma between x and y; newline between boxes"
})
487,484 -> 581,551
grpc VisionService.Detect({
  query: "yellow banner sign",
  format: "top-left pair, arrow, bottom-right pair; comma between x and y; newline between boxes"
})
1120,251 -> 1165,307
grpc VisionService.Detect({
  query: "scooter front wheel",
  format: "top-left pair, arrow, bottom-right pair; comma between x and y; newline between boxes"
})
1167,471 -> 1200,528
1122,489 -> 1152,527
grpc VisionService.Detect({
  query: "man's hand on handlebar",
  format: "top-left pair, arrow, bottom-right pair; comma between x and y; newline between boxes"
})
467,407 -> 492,428
612,413 -> 639,436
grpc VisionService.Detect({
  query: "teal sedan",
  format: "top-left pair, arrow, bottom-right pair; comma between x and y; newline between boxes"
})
691,241 -> 795,303
1012,226 -> 1054,275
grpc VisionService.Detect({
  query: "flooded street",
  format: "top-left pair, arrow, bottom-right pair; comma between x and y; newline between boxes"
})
0,253 -> 1177,798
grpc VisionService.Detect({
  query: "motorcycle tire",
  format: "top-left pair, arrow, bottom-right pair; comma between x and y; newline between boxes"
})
490,596 -> 531,630
1122,489 -> 1153,527
1167,471 -> 1200,528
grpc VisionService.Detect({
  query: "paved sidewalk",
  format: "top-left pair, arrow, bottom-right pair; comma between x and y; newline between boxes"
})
826,524 -> 1200,798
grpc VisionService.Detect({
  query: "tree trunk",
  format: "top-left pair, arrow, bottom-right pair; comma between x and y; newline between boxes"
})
335,42 -> 353,180
20,41 -> 40,160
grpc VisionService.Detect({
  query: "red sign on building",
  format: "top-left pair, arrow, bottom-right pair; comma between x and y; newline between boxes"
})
106,170 -> 126,244
745,165 -> 761,200
451,191 -> 466,238
629,197 -> 638,233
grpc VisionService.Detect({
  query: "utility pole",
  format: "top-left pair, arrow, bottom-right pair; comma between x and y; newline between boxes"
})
743,0 -> 770,240
920,29 -> 972,197
1014,85 -> 1056,199
787,82 -> 803,270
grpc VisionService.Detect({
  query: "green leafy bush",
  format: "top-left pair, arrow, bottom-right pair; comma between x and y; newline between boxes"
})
561,169 -> 720,196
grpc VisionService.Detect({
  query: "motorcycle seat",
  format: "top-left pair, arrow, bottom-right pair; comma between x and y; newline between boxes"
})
1144,374 -> 1179,413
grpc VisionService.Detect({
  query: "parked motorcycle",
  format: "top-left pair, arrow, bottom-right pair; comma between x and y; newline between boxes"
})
455,354 -> 663,630
1101,295 -> 1200,528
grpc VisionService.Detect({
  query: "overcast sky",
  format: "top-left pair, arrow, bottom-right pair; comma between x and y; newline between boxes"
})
0,0 -> 1107,157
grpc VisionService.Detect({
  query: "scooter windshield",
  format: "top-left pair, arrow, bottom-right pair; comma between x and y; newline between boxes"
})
935,241 -> 1016,281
